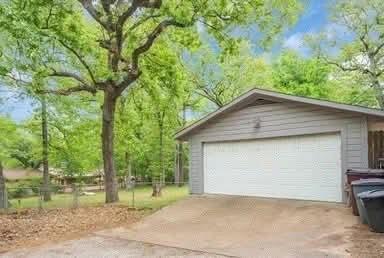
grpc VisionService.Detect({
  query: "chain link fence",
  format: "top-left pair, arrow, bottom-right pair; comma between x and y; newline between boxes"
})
0,182 -> 188,213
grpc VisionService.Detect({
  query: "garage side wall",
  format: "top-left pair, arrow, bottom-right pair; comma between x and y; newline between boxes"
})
188,101 -> 368,195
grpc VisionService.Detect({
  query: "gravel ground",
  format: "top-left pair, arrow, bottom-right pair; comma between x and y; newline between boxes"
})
0,206 -> 143,254
348,223 -> 384,258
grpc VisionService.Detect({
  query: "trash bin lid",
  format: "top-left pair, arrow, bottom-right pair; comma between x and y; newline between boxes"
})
346,169 -> 384,176
360,190 -> 384,199
351,178 -> 384,186
358,190 -> 377,199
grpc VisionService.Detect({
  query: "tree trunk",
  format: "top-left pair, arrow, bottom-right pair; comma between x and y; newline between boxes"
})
367,55 -> 384,109
102,91 -> 119,203
0,161 -> 7,209
0,161 -> 4,183
152,118 -> 164,197
160,123 -> 164,185
176,141 -> 184,186
174,144 -> 179,184
41,96 -> 51,201
176,104 -> 186,186
372,78 -> 384,109
125,151 -> 132,189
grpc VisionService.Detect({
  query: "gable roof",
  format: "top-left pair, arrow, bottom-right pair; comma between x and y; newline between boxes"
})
175,88 -> 384,140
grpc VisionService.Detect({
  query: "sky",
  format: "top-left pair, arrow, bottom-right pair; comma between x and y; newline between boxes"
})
0,87 -> 35,121
0,0 -> 332,122
279,0 -> 329,54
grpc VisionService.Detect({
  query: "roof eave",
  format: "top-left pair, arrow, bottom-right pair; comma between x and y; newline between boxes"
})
175,88 -> 384,140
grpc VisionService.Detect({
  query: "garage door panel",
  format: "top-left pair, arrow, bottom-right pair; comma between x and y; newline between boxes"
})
203,134 -> 342,202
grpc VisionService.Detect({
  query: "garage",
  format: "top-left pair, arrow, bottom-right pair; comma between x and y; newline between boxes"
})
175,88 -> 384,203
203,133 -> 342,202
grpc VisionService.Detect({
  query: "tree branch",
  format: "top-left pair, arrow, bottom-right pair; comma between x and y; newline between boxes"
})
57,39 -> 97,84
128,14 -> 161,32
78,0 -> 111,31
373,41 -> 384,56
40,84 -> 97,96
326,58 -> 377,77
131,19 -> 190,72
115,72 -> 142,97
113,19 -> 191,96
195,89 -> 224,107
113,0 -> 163,70
117,0 -> 162,29
101,0 -> 112,14
50,70 -> 90,86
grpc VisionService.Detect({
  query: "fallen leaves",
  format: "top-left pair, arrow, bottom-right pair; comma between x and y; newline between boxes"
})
0,206 -> 144,253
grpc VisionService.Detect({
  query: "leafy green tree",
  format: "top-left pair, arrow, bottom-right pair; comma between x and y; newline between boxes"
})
0,0 -> 300,202
115,42 -> 196,195
0,63 -> 53,200
272,50 -> 331,98
0,116 -> 18,208
313,0 -> 384,108
26,95 -> 102,176
0,116 -> 17,167
186,41 -> 273,108
9,136 -> 41,169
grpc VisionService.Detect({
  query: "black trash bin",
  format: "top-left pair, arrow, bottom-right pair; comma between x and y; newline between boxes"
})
360,190 -> 384,233
357,191 -> 372,224
346,169 -> 384,215
351,178 -> 384,219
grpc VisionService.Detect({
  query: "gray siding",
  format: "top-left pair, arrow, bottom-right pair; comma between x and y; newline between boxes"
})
187,101 -> 368,195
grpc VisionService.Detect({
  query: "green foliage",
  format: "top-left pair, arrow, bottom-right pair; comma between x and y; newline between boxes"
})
271,50 -> 378,106
9,134 -> 41,169
115,42 -> 194,182
0,0 -> 302,94
309,0 -> 384,107
186,41 -> 273,107
0,116 -> 18,162
40,95 -> 101,176
329,71 -> 378,107
0,0 -> 302,202
7,177 -> 63,198
272,51 -> 331,98
9,143 -> 41,169
4,0 -> 379,198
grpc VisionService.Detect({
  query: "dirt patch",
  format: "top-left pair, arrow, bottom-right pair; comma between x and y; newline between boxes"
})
0,205 -> 144,253
347,224 -> 384,258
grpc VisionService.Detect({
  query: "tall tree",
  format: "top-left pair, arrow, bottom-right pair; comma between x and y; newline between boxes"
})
40,95 -> 51,201
313,0 -> 384,108
43,95 -> 101,177
0,0 -> 300,203
0,116 -> 17,208
185,41 -> 273,108
0,159 -> 5,209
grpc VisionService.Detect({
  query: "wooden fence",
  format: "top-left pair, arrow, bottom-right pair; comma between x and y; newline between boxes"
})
368,131 -> 384,168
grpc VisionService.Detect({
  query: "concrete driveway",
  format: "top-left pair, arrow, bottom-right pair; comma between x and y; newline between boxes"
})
101,195 -> 359,258
2,236 -> 225,258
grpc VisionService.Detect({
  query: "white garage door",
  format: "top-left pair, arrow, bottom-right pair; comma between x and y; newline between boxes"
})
203,133 -> 342,202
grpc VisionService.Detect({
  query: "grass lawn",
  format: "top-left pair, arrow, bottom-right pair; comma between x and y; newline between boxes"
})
9,185 -> 189,210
